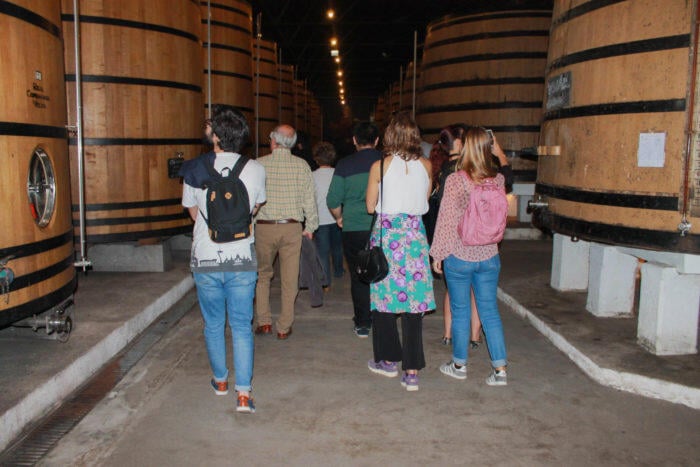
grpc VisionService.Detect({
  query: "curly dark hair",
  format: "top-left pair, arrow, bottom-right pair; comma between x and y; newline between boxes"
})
382,111 -> 421,160
312,142 -> 337,166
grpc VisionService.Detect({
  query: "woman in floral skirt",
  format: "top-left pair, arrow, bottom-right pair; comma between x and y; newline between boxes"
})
365,111 -> 435,391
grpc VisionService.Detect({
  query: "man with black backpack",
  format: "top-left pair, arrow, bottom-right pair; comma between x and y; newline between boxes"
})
180,105 -> 266,413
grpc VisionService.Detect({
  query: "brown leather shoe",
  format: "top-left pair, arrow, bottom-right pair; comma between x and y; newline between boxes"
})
255,324 -> 272,335
276,328 -> 292,340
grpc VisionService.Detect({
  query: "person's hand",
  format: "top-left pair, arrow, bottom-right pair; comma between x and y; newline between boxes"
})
335,216 -> 343,229
432,259 -> 442,274
491,134 -> 509,166
302,231 -> 313,240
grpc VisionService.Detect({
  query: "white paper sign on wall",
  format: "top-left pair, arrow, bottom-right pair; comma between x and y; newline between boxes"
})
637,132 -> 666,168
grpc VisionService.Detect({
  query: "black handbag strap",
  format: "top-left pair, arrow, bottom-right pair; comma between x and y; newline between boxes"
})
366,156 -> 384,248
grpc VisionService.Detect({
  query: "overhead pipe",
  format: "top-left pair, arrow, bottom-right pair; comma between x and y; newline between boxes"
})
412,30 -> 417,120
206,0 -> 212,119
254,13 -> 262,158
679,0 -> 700,236
71,0 -> 91,272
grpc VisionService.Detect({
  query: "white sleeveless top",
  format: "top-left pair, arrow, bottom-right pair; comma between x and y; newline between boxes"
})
375,155 -> 430,215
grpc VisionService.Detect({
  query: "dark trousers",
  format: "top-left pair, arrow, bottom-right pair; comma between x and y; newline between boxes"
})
371,311 -> 425,371
342,230 -> 371,328
315,223 -> 344,285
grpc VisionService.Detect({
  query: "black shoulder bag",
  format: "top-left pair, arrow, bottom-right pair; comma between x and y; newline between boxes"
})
356,157 -> 389,284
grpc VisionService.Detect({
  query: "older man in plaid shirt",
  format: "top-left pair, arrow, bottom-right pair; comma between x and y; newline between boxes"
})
254,124 -> 319,340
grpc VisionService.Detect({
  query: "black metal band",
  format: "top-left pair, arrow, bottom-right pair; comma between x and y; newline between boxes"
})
421,77 -> 544,93
553,0 -> 627,26
429,11 -> 552,33
72,198 -> 183,212
207,69 -> 254,81
425,30 -> 549,50
536,183 -> 679,210
535,212 -> 700,254
205,1 -> 251,18
8,254 -> 74,293
205,42 -> 252,56
422,52 -> 547,71
548,35 -> 691,73
74,212 -> 189,227
62,14 -> 199,42
0,122 -> 67,138
65,74 -> 202,93
421,125 -> 540,135
0,0 -> 61,38
419,101 -> 542,114
205,18 -> 250,34
0,230 -> 73,261
69,137 -> 203,146
544,99 -> 686,121
0,276 -> 76,329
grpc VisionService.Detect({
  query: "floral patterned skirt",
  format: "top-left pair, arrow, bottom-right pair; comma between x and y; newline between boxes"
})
369,213 -> 436,314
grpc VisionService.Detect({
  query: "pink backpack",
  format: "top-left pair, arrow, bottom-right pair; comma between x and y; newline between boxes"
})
457,171 -> 508,246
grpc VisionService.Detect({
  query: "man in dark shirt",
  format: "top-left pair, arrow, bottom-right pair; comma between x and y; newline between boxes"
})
327,122 -> 382,338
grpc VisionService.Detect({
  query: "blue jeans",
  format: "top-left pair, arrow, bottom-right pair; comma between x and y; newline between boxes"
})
444,255 -> 507,368
193,271 -> 257,392
314,223 -> 344,285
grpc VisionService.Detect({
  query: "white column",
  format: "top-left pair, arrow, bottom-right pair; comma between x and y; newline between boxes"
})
638,262 -> 700,355
517,195 -> 533,223
586,244 -> 638,317
551,233 -> 590,291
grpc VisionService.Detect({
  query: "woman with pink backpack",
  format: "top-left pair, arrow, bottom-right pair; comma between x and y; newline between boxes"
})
429,126 -> 509,386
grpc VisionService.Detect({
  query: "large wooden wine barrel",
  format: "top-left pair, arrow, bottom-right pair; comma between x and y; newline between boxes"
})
374,94 -> 387,131
62,0 -> 203,243
389,81 -> 401,115
401,62 -> 419,114
253,39 -> 278,157
0,0 -> 76,328
294,79 -> 307,134
308,98 -> 323,146
201,0 -> 254,125
279,64 -> 295,125
417,6 -> 552,178
534,0 -> 699,253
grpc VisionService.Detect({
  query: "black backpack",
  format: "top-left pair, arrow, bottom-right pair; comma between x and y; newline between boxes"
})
200,156 -> 251,243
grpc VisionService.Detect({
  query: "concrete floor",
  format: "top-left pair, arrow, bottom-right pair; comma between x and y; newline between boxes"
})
36,240 -> 700,466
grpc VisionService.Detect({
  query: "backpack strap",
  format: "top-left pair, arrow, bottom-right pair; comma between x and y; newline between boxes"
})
229,155 -> 249,179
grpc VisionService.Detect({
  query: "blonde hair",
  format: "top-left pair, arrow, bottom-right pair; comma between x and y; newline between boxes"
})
457,126 -> 497,182
382,111 -> 422,160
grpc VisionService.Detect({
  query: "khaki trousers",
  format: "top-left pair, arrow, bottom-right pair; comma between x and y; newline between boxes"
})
254,223 -> 302,333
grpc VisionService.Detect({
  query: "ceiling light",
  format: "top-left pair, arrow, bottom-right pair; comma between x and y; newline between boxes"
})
330,37 -> 338,47
330,49 -> 339,57
338,80 -> 343,86
337,70 -> 343,77
341,99 -> 346,105
340,88 -> 345,94
334,56 -> 340,63
327,9 -> 335,19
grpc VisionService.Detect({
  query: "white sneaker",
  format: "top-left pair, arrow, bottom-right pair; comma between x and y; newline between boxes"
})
485,369 -> 507,386
439,361 -> 467,380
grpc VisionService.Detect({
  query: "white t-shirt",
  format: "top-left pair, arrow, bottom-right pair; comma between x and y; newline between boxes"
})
312,167 -> 336,226
182,152 -> 266,272
375,155 -> 430,215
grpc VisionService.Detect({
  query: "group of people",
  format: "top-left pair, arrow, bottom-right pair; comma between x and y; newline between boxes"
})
180,104 -> 510,413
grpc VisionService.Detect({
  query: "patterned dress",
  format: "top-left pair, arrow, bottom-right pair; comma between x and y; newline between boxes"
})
369,213 -> 436,314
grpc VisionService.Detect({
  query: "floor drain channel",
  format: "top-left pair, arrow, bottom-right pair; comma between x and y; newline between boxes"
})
0,290 -> 198,466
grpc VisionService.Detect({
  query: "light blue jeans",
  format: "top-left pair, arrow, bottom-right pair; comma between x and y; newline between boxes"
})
444,254 -> 507,368
193,271 -> 257,392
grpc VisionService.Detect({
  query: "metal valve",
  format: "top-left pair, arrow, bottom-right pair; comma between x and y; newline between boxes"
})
678,218 -> 692,237
0,255 -> 15,304
527,196 -> 549,214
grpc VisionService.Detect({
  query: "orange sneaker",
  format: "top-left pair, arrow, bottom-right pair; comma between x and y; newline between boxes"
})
236,393 -> 256,413
210,379 -> 228,395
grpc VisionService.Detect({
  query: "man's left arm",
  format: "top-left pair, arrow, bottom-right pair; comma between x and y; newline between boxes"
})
301,167 -> 319,238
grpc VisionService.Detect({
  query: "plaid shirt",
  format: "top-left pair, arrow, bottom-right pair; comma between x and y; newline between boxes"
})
255,147 -> 319,233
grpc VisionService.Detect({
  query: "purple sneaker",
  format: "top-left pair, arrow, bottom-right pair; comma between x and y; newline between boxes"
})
367,359 -> 399,377
401,373 -> 419,391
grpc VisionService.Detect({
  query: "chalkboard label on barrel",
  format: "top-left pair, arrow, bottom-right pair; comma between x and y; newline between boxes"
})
546,71 -> 571,111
